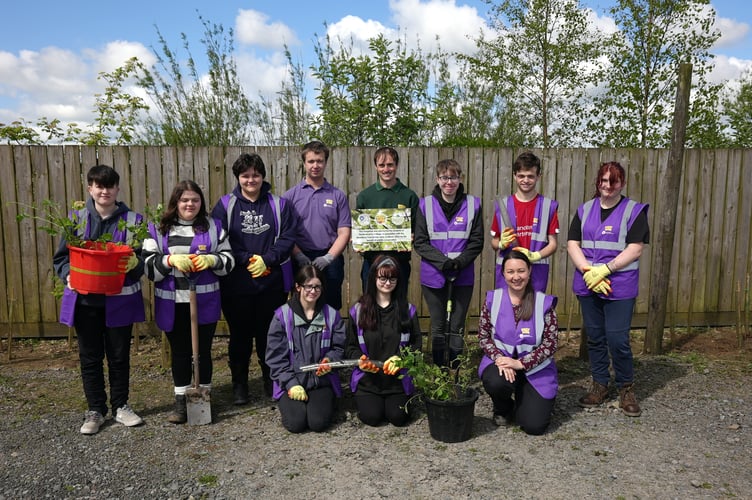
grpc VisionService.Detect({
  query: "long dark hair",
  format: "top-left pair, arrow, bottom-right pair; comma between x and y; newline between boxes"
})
159,180 -> 210,234
293,264 -> 326,311
502,249 -> 535,321
357,254 -> 411,332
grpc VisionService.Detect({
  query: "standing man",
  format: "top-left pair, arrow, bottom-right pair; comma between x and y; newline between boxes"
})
490,152 -> 559,291
284,140 -> 351,311
355,147 -> 419,298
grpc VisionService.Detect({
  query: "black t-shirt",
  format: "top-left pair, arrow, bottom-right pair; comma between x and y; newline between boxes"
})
567,196 -> 650,244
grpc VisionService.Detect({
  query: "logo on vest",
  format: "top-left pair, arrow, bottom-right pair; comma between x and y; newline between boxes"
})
324,198 -> 334,207
519,327 -> 532,338
240,210 -> 270,235
196,244 -> 208,252
601,225 -> 614,236
453,216 -> 465,225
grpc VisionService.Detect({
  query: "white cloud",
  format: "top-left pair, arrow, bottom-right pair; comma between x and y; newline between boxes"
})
709,54 -> 752,85
236,51 -> 292,99
235,10 -> 299,49
713,15 -> 750,49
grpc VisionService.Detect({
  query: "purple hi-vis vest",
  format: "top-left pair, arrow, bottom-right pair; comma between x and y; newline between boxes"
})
573,197 -> 648,300
419,194 -> 480,288
59,209 -> 145,328
494,195 -> 557,292
271,304 -> 343,400
478,289 -> 558,399
149,219 -> 223,332
348,302 -> 417,395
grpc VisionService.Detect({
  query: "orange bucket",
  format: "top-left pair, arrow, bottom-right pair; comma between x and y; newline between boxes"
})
68,241 -> 132,295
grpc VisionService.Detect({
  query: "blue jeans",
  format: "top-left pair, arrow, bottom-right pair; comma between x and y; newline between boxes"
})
578,295 -> 636,387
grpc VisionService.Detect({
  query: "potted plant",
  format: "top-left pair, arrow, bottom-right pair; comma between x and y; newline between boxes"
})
396,346 -> 479,443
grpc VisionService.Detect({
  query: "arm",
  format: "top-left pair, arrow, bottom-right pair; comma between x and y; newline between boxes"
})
327,226 -> 351,259
265,314 -> 299,391
345,316 -> 364,359
519,309 -> 559,371
142,236 -> 168,283
210,227 -> 235,276
455,204 -> 485,269
409,309 -> 422,351
262,200 -> 296,266
413,207 -> 450,267
477,302 -> 503,360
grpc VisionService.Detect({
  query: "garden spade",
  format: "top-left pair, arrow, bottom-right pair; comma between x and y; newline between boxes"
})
186,276 -> 211,425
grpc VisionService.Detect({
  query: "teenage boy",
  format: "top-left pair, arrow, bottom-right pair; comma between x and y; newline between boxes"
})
53,165 -> 146,435
284,140 -> 351,310
355,146 -> 419,298
490,152 -> 559,291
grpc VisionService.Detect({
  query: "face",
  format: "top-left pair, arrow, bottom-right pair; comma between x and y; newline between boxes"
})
87,182 -> 119,209
437,170 -> 460,197
375,153 -> 398,186
598,170 -> 624,203
177,190 -> 202,221
304,151 -> 327,182
514,168 -> 540,195
238,168 -> 264,200
375,270 -> 398,294
297,277 -> 323,307
503,258 -> 531,292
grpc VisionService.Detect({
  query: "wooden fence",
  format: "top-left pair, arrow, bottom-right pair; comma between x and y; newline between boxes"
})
1,145 -> 750,339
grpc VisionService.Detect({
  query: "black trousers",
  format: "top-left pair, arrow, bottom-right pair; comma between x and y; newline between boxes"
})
277,386 -> 336,433
165,303 -> 216,387
354,391 -> 411,427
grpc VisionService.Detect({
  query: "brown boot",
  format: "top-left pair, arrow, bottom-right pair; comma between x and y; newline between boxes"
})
167,395 -> 187,424
618,383 -> 641,417
578,380 -> 609,408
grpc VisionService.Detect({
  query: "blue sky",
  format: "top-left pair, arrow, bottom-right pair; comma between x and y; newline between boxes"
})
1,0 -> 750,128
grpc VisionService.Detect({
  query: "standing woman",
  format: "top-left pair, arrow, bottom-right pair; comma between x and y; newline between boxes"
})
567,161 -> 649,417
142,181 -> 235,424
346,255 -> 422,427
478,250 -> 559,435
414,159 -> 484,367
266,265 -> 346,433
211,153 -> 295,405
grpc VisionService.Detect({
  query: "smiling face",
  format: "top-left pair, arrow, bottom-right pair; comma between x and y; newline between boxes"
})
238,168 -> 264,201
514,167 -> 540,196
375,270 -> 398,295
503,257 -> 531,293
303,151 -> 327,183
87,182 -> 119,211
437,167 -> 460,199
375,151 -> 398,188
177,190 -> 202,221
296,277 -> 323,309
597,170 -> 624,205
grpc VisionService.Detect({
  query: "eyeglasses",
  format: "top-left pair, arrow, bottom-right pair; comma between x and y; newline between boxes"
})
438,175 -> 460,183
301,284 -> 322,293
377,276 -> 398,284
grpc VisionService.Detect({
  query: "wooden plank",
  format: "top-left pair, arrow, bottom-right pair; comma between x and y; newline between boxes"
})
207,146 -> 226,209
80,146 -> 98,171
406,147 -> 424,314
635,148 -> 661,314
551,148 -> 576,308
0,146 -> 18,324
717,150 -> 738,308
161,146 -> 178,203
732,149 -> 752,295
177,146 -> 195,185
46,146 -> 67,321
31,146 -> 59,323
63,146 -> 85,205
14,147 -> 37,322
692,149 -> 715,313
479,148 -> 500,300
128,147 -> 147,214
112,146 -> 132,209
672,149 -> 700,318
704,149 -> 727,312
144,147 -> 164,210
465,147 -> 484,318
193,147 -> 210,201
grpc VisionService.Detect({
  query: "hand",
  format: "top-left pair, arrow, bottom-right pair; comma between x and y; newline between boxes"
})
583,264 -> 612,289
190,254 -> 219,271
358,354 -> 380,374
383,355 -> 401,376
500,227 -> 517,250
442,258 -> 460,272
512,247 -> 542,263
591,279 -> 612,296
287,385 -> 308,401
118,253 -> 138,273
168,254 -> 195,273
247,255 -> 268,277
312,253 -> 334,270
315,357 -> 332,377
293,252 -> 311,267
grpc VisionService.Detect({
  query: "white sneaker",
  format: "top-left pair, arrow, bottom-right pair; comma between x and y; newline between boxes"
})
80,410 -> 105,435
115,404 -> 144,427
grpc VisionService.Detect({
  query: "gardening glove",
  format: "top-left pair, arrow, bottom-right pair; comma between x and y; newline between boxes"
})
293,252 -> 311,267
591,279 -> 612,296
312,253 -> 334,270
190,254 -> 219,272
358,354 -> 381,374
247,255 -> 268,278
287,385 -> 308,401
118,253 -> 139,273
513,247 -> 542,263
168,254 -> 195,273
315,357 -> 332,377
583,264 -> 612,289
383,355 -> 401,376
442,258 -> 460,272
499,227 -> 517,250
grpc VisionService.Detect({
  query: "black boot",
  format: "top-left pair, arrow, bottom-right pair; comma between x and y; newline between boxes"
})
230,364 -> 249,405
167,395 -> 187,424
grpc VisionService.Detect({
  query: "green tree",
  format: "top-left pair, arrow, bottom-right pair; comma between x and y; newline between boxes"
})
722,69 -> 752,147
138,16 -> 253,146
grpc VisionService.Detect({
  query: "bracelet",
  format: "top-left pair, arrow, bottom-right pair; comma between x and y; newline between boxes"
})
605,263 -> 613,273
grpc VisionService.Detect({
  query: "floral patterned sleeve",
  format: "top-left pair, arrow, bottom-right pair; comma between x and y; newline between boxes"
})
478,302 -> 503,360
519,309 -> 559,371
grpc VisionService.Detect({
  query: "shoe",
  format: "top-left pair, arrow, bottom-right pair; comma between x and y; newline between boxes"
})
263,378 -> 273,398
618,383 -> 642,417
115,404 -> 144,427
233,383 -> 249,405
578,380 -> 609,408
167,395 -> 187,424
80,410 -> 105,435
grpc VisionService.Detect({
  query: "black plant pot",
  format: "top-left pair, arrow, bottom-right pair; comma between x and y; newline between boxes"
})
423,387 -> 479,443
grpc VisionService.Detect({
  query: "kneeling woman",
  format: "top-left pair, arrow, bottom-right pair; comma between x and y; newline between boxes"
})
266,265 -> 346,433
478,250 -> 559,435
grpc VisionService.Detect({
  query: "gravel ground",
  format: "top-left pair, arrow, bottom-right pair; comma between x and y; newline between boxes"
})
0,335 -> 750,500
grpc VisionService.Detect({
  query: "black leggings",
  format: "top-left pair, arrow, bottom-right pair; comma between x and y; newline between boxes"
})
277,386 -> 336,433
165,303 -> 216,387
354,391 -> 411,427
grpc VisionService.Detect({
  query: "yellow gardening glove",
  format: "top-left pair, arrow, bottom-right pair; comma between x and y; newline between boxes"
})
287,385 -> 308,401
168,254 -> 195,273
512,247 -> 542,263
499,227 -> 517,250
315,357 -> 332,377
118,253 -> 138,273
383,355 -> 401,376
247,255 -> 268,278
591,279 -> 612,296
358,354 -> 380,374
583,264 -> 612,289
190,254 -> 219,271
